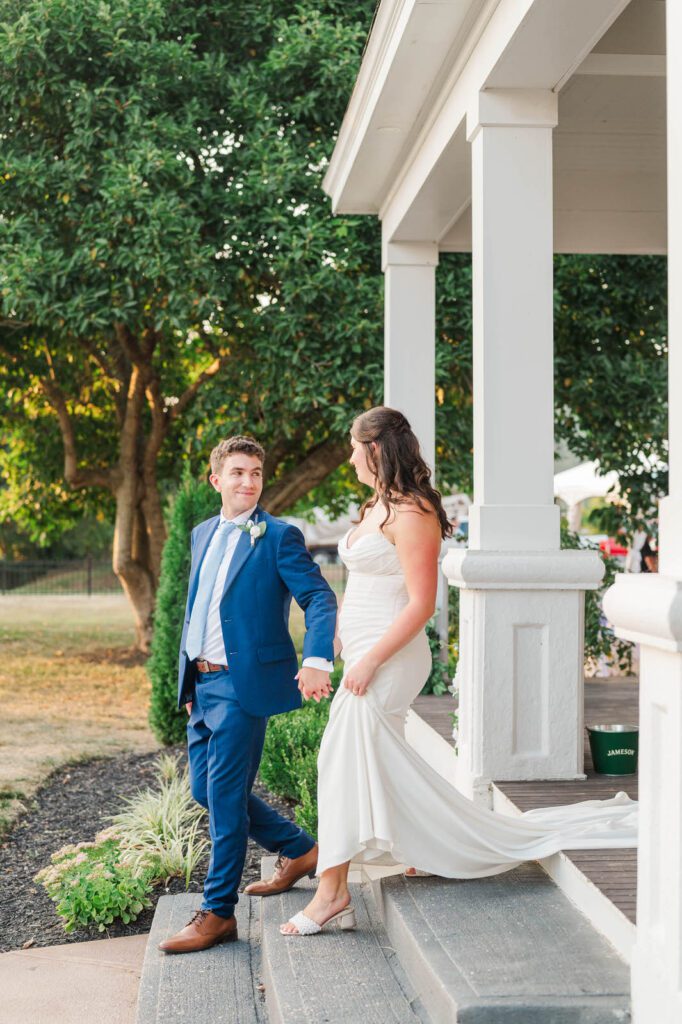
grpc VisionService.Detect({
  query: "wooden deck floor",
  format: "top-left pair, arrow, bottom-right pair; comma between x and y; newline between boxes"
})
413,679 -> 639,925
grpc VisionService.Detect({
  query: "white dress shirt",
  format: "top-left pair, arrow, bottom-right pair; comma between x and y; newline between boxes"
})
199,505 -> 333,672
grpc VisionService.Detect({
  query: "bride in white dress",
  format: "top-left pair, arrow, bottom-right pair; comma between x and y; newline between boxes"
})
280,406 -> 637,937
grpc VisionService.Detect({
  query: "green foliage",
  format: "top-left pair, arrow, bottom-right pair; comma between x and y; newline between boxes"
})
147,475 -> 220,744
259,676 -> 337,837
294,773 -> 319,837
0,0 -> 669,553
554,255 -> 668,529
35,838 -> 153,933
448,583 -> 460,652
0,0 -> 383,548
35,753 -> 208,932
110,754 -> 209,886
433,252 -> 668,521
560,524 -> 634,673
435,256 -> 475,494
421,620 -> 451,695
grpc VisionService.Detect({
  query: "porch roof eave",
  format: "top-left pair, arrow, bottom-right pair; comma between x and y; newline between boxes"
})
323,0 -> 636,238
322,0 -> 491,216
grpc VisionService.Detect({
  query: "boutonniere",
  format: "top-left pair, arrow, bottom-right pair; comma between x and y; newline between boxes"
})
238,519 -> 267,547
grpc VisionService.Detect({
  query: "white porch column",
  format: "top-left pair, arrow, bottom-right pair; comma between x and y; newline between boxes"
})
444,90 -> 604,801
603,6 -> 682,1020
382,240 -> 438,470
383,239 -> 451,645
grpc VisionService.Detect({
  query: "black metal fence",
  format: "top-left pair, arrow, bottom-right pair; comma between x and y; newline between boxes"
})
0,554 -> 347,597
0,558 -> 122,595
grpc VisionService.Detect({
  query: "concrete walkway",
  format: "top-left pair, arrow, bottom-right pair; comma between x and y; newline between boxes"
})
0,934 -> 147,1024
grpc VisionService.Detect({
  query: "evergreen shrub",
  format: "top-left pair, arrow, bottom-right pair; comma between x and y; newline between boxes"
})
259,669 -> 342,837
147,475 -> 219,744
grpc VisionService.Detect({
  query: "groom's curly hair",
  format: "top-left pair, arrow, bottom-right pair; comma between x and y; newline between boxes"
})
210,435 -> 265,474
351,407 -> 453,540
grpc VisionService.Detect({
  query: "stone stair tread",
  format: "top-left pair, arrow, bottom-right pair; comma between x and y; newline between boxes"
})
136,893 -> 265,1024
372,863 -> 631,1023
260,858 -> 429,1023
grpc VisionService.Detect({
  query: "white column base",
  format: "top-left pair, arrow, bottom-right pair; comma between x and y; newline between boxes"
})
444,547 -> 604,798
603,572 -> 682,1024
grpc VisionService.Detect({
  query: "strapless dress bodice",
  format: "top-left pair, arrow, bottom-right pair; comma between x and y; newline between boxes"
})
338,528 -> 403,577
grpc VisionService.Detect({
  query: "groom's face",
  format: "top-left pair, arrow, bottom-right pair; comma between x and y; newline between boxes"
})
210,454 -> 264,517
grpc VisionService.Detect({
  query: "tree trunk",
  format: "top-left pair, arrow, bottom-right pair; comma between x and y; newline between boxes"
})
141,465 -> 167,587
263,438 -> 349,513
111,361 -> 165,653
112,470 -> 158,653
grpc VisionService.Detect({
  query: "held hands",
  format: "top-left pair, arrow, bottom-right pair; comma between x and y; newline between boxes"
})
296,666 -> 333,703
343,656 -> 378,697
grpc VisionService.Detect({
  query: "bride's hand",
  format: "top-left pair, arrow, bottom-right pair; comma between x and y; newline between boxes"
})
343,657 -> 378,696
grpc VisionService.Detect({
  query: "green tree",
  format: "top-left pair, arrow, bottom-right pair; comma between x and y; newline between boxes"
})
554,255 -> 668,528
0,0 -> 668,659
0,0 -> 380,648
430,252 -> 668,525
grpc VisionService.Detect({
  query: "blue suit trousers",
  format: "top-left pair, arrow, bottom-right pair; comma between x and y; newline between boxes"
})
187,669 -> 315,918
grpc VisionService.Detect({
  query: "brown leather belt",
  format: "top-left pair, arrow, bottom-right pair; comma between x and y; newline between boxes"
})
196,659 -> 228,673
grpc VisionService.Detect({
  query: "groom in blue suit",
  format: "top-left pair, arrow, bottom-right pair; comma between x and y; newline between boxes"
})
159,435 -> 337,954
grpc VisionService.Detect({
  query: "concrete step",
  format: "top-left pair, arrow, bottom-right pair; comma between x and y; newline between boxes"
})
135,893 -> 265,1024
370,864 -> 631,1023
259,857 -> 430,1023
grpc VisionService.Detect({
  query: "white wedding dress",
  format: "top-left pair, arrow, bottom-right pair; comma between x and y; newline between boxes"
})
315,530 -> 637,877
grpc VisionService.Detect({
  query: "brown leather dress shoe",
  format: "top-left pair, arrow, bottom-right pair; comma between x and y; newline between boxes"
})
244,843 -> 318,897
158,909 -> 237,954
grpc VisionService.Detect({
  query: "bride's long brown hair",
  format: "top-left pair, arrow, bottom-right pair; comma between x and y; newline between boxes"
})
352,406 -> 453,540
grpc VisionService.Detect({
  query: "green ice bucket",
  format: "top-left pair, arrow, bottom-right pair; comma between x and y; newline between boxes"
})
587,724 -> 639,776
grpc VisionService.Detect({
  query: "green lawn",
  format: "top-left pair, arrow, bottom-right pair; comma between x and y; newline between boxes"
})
0,596 -> 158,835
0,588 -> 341,834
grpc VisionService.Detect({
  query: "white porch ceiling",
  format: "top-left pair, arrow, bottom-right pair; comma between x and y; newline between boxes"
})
324,0 -> 667,255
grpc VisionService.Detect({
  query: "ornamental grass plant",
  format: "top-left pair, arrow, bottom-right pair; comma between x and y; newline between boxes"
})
35,754 -> 207,933
110,754 -> 209,887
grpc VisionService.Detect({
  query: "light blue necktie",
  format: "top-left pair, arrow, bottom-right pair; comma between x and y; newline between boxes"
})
185,521 -> 237,660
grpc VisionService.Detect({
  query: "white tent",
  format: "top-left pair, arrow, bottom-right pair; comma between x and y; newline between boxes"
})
553,461 -> 619,531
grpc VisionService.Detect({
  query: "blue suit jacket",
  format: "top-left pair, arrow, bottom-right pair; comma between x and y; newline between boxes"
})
177,505 -> 337,717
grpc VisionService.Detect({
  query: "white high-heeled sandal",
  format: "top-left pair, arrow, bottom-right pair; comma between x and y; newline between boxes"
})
404,867 -> 433,877
280,905 -> 357,936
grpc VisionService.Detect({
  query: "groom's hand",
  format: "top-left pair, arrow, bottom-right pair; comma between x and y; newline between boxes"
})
296,667 -> 332,703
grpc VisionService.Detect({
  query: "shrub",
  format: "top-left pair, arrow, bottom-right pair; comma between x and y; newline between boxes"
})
421,620 -> 452,695
260,689 -> 332,801
35,754 -> 208,933
35,838 -> 153,933
258,670 -> 341,837
295,772 -> 319,836
147,473 -> 220,744
560,524 -> 634,673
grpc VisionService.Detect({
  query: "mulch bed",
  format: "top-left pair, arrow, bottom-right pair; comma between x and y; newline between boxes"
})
0,747 -> 296,952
